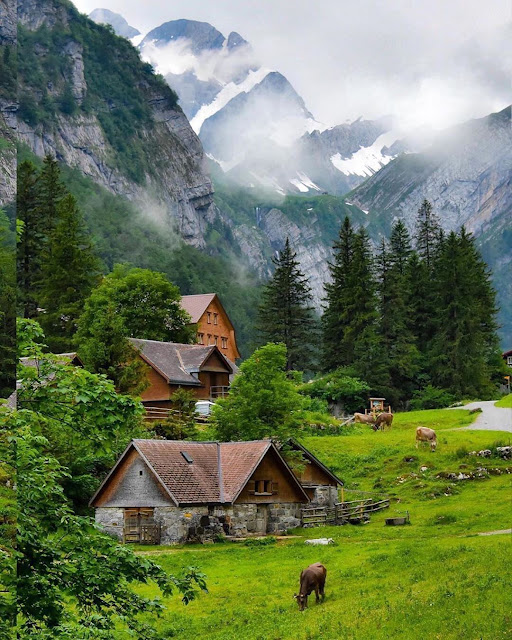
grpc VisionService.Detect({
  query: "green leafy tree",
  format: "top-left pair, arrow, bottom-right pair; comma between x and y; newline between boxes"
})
17,318 -> 147,511
11,415 -> 207,638
257,239 -> 317,371
212,343 -> 305,442
77,303 -> 149,395
39,194 -> 101,352
322,216 -> 355,371
301,368 -> 370,414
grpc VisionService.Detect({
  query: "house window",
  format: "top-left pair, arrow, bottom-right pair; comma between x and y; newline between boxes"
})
213,313 -> 218,325
508,356 -> 512,366
254,480 -> 273,495
214,335 -> 218,346
207,334 -> 212,345
221,337 -> 228,349
198,333 -> 204,345
207,312 -> 212,324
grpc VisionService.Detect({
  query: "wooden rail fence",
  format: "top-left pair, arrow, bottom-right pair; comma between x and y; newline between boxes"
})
301,497 -> 390,527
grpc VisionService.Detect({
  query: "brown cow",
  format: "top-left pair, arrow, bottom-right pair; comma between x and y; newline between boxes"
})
294,563 -> 327,611
354,412 -> 375,425
415,426 -> 437,451
375,412 -> 393,431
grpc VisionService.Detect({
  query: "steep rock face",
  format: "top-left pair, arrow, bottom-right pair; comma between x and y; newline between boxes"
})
351,107 -> 512,235
140,19 -> 225,53
17,0 -> 219,246
0,0 -> 16,207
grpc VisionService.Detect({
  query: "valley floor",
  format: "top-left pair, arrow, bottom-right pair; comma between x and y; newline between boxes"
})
129,408 -> 512,639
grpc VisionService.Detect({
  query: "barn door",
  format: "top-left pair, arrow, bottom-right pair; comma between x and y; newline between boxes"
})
123,508 -> 157,543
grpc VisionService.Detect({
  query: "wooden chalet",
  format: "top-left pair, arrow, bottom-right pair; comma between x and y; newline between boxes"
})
90,439 -> 342,544
180,293 -> 241,363
129,338 -> 234,419
503,349 -> 512,367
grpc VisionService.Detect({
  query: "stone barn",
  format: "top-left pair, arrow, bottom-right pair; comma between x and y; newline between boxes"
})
90,439 -> 342,544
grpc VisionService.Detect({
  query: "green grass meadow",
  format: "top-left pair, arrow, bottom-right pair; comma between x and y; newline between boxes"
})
133,409 -> 512,640
496,394 -> 512,408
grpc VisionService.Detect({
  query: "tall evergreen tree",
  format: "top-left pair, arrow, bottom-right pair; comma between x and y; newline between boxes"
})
17,160 -> 43,318
0,211 -> 16,397
39,194 -> 100,352
38,155 -> 65,235
257,238 -> 317,371
428,229 -> 501,396
345,228 -> 381,382
322,216 -> 355,371
377,222 -> 420,406
415,199 -> 441,269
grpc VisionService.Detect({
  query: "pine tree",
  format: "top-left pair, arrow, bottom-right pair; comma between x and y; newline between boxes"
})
377,222 -> 420,405
428,229 -> 501,396
17,160 -> 43,317
322,216 -> 355,370
345,228 -> 381,382
39,194 -> 100,351
257,238 -> 317,371
38,154 -> 65,235
415,199 -> 441,269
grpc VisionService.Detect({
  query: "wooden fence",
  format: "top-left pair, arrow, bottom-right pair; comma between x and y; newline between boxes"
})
301,496 -> 389,527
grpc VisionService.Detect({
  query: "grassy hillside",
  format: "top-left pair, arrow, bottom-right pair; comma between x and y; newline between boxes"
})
129,408 -> 512,639
496,394 -> 512,408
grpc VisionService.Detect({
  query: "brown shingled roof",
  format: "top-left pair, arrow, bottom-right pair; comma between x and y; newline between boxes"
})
129,339 -> 232,386
90,439 -> 309,506
180,293 -> 216,324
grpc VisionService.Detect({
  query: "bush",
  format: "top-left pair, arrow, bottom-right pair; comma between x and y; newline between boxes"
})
410,385 -> 456,410
300,368 -> 370,414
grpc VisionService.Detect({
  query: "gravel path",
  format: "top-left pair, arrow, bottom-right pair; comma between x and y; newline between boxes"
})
477,529 -> 512,536
452,400 -> 512,432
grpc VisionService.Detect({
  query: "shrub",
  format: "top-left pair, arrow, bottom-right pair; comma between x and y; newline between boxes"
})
410,385 -> 456,410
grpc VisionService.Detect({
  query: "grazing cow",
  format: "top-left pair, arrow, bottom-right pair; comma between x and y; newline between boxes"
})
375,412 -> 393,431
354,412 -> 375,425
415,426 -> 437,451
294,563 -> 327,611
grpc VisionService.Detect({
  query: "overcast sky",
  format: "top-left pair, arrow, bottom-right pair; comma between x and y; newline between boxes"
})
73,0 -> 512,128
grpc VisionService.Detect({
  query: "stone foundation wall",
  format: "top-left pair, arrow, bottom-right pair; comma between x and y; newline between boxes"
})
96,502 -> 305,544
311,486 -> 338,508
95,507 -> 124,540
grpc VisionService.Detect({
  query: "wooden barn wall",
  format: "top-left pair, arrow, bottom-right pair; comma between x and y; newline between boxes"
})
236,448 -> 306,504
294,459 -> 337,486
196,299 -> 240,362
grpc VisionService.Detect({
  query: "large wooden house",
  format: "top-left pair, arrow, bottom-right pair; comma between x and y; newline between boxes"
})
129,339 -> 234,419
180,294 -> 241,363
90,439 -> 342,544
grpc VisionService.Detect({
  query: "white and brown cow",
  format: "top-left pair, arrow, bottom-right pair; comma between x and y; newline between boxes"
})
415,426 -> 437,451
374,412 -> 393,431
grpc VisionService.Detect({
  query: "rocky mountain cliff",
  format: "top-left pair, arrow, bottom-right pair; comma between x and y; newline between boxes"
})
0,0 -> 16,208
18,0 -> 221,247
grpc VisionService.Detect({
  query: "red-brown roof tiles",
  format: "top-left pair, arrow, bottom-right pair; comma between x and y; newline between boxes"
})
180,294 -> 216,324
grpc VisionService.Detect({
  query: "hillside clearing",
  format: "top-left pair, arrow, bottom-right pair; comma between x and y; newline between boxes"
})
130,408 -> 512,639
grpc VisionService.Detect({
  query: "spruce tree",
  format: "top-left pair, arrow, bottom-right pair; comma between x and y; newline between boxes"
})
17,160 -> 43,317
257,238 -> 317,371
415,199 -> 441,269
428,229 -> 501,396
322,216 -> 354,371
38,154 -> 65,235
377,222 -> 420,405
39,194 -> 100,351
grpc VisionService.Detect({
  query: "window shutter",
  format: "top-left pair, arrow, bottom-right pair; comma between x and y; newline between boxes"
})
271,482 -> 279,495
247,480 -> 256,495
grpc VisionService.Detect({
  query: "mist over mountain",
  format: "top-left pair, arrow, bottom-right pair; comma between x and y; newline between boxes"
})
88,7 -> 139,38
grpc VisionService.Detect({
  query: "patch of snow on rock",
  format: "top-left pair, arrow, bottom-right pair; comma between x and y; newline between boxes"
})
330,131 -> 398,178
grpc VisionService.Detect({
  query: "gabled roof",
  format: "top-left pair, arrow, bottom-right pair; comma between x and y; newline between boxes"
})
20,352 -> 83,368
129,339 -> 233,386
180,293 -> 217,323
285,439 -> 344,487
503,349 -> 512,358
90,439 -> 309,507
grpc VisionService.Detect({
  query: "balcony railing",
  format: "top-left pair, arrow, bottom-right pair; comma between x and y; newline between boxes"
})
210,385 -> 229,399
